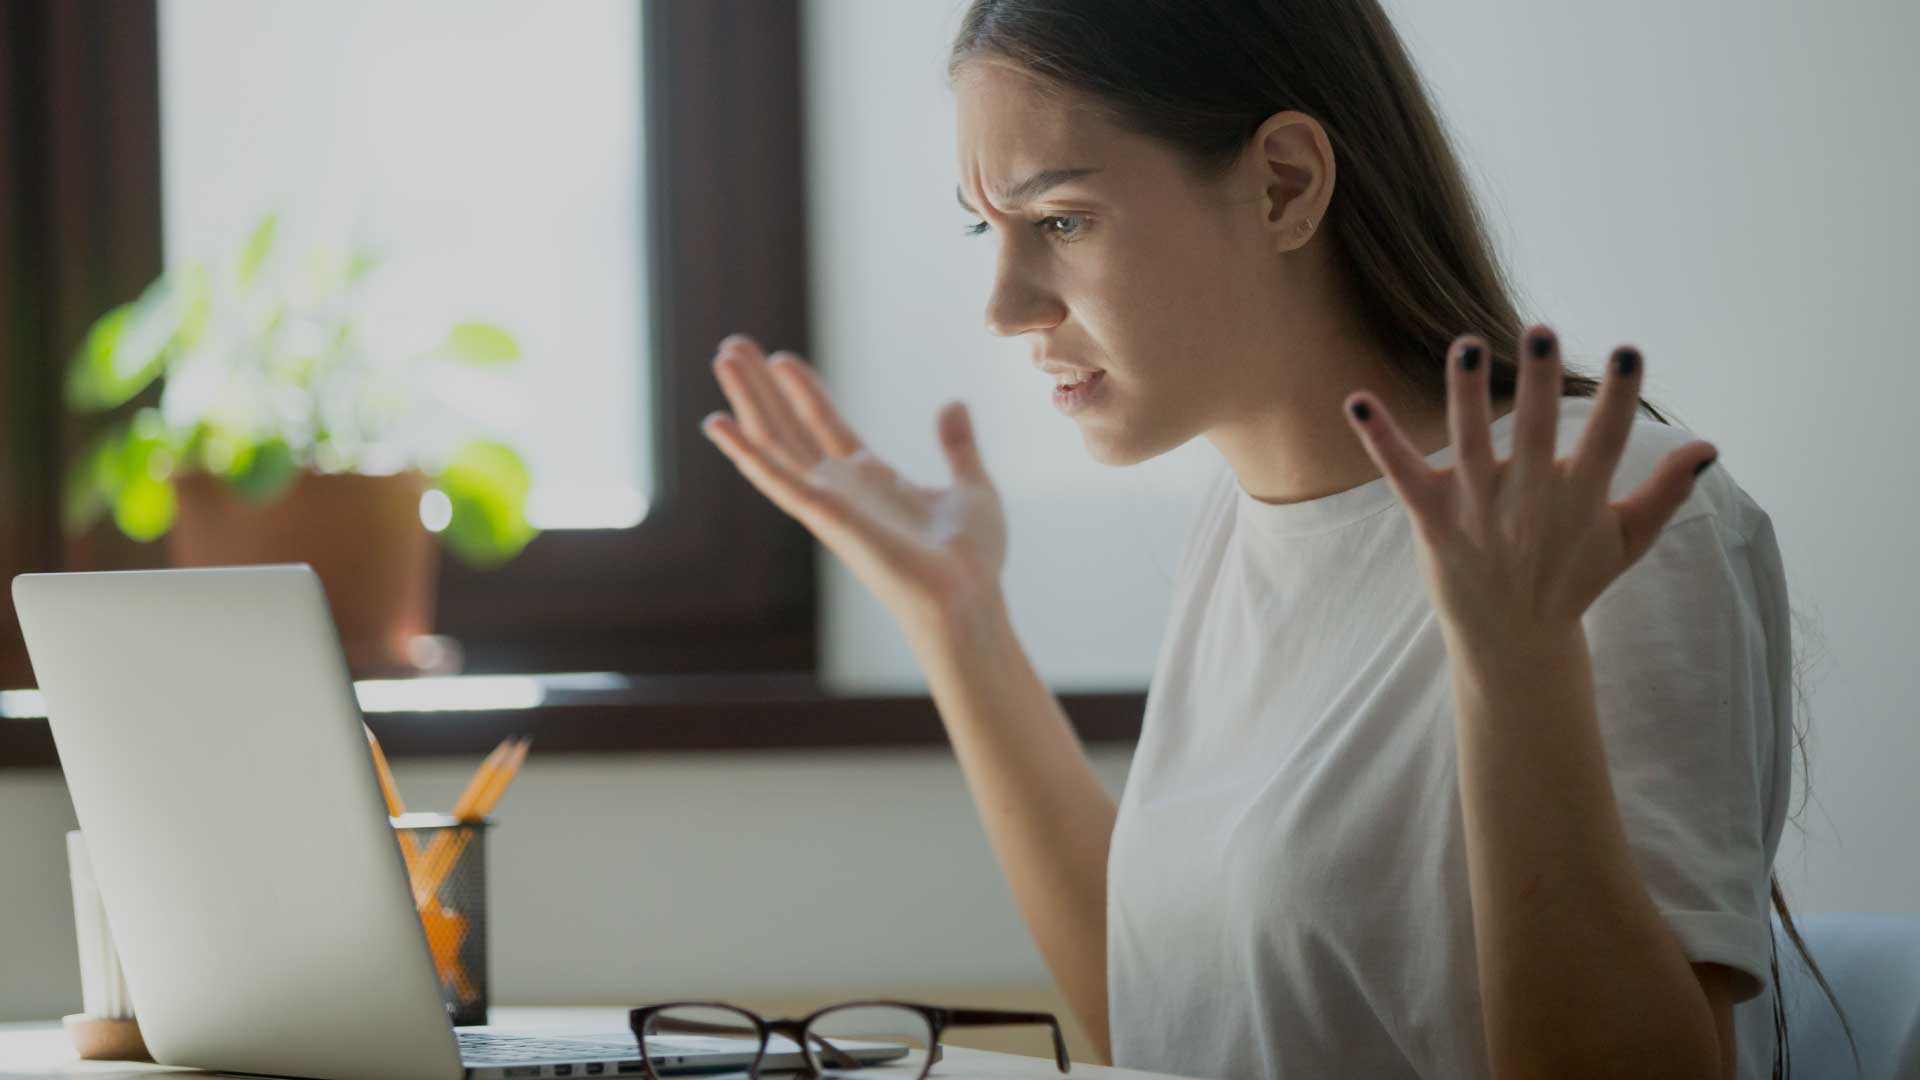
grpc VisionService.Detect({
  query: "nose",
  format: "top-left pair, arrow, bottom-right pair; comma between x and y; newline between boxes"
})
983,250 -> 1066,338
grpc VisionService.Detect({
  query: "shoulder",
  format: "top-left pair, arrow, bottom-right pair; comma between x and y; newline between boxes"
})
1554,396 -> 1764,543
1167,459 -> 1241,589
1558,395 -> 1789,655
1562,400 -> 1791,678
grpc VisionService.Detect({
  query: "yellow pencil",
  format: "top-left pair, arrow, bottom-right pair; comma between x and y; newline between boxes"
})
419,735 -> 530,902
365,726 -> 406,817
419,737 -> 512,889
470,737 -> 531,819
365,725 -> 426,886
451,737 -> 518,820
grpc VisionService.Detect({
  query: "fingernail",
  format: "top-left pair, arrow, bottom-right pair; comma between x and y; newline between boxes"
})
1460,344 -> 1482,372
1693,455 -> 1718,478
1350,400 -> 1371,422
1615,348 -> 1640,377
1530,329 -> 1556,359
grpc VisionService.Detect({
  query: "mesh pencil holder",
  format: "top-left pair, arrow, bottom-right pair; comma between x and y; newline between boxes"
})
392,813 -> 493,1027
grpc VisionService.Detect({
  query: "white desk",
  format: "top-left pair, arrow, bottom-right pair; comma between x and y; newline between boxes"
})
0,1007 -> 1202,1078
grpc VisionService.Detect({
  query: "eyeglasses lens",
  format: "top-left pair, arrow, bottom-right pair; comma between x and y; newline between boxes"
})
640,1005 -> 764,1075
802,1004 -> 935,1078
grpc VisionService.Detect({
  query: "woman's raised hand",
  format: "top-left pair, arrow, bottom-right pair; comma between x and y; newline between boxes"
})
701,334 -> 1009,637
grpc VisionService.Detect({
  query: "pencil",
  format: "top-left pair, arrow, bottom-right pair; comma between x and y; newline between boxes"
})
470,736 -> 531,819
365,725 -> 425,881
365,725 -> 407,817
451,737 -> 518,821
418,737 -> 511,891
420,736 -> 530,901
418,735 -> 530,902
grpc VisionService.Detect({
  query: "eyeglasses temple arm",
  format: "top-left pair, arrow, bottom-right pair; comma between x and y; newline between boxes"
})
940,1010 -> 1071,1072
643,1017 -> 751,1037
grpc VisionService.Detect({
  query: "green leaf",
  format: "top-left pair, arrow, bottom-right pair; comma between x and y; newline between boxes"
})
433,440 -> 538,568
65,304 -> 133,411
284,353 -> 322,385
63,271 -> 206,417
236,212 -> 278,288
112,473 -> 175,542
225,437 -> 299,504
65,273 -> 197,412
437,322 -> 521,366
346,249 -> 381,283
172,263 -> 213,351
187,421 -> 255,477
61,431 -> 127,538
110,420 -> 177,542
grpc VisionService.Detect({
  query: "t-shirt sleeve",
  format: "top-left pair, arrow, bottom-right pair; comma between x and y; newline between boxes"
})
1579,506 -> 1782,1004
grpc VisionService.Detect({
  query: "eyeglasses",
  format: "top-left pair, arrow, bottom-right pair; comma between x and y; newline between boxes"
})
627,999 -> 1071,1079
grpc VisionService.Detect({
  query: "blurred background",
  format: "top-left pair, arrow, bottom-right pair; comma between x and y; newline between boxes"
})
1,0 -> 1914,1064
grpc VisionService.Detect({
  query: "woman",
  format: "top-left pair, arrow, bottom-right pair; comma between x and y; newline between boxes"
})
699,2 -> 1852,1077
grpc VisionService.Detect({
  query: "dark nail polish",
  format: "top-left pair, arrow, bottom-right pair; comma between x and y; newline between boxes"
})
1615,348 -> 1640,377
1530,330 -> 1556,359
1351,400 -> 1371,422
1693,455 -> 1718,478
1460,345 -> 1482,372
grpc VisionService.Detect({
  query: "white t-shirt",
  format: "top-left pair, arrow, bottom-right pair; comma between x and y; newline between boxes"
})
1107,394 -> 1792,1079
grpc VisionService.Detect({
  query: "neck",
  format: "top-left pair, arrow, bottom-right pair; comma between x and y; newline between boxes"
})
1203,317 -> 1459,506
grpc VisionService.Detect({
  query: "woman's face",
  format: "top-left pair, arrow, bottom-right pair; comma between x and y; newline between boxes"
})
953,60 -> 1305,466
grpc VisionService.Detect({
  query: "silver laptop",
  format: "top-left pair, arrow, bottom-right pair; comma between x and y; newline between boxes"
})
13,564 -> 909,1079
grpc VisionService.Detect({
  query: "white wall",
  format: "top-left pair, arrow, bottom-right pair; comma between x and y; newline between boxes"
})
0,750 -> 1134,1022
3,0 -> 1915,1026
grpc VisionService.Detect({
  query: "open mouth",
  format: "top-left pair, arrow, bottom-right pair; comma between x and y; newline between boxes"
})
1051,370 -> 1106,415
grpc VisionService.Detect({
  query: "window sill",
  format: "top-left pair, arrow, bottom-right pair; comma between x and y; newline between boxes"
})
0,672 -> 1145,768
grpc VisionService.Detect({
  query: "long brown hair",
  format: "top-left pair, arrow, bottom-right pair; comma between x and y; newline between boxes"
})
950,2 -> 1858,1075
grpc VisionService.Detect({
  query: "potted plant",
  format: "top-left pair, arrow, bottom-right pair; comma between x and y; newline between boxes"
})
62,212 -> 541,677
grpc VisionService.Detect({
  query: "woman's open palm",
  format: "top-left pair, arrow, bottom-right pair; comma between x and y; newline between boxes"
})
701,335 -> 1008,633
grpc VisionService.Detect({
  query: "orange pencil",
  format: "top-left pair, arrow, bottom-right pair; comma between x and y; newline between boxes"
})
418,737 -> 513,889
365,726 -> 406,818
451,737 -> 518,820
366,725 -> 433,902
469,736 -> 530,819
420,735 -> 529,900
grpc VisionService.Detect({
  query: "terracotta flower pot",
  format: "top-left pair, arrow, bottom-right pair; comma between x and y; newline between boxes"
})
166,470 -> 441,678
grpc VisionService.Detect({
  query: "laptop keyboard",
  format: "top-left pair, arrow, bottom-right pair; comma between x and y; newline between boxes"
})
457,1030 -> 647,1065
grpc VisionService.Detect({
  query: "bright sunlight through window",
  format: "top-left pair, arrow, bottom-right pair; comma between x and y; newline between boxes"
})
158,0 -> 651,530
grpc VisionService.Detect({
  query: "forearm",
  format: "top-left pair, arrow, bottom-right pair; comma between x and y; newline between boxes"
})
908,594 -> 1118,1064
1449,623 -> 1721,1080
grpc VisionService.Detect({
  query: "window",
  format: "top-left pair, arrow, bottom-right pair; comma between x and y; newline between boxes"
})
159,0 -> 653,532
153,0 -> 818,676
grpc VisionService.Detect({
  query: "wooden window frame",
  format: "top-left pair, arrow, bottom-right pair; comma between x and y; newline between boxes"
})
435,0 -> 819,676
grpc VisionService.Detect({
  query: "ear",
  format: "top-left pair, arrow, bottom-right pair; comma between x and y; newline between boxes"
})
1247,109 -> 1335,252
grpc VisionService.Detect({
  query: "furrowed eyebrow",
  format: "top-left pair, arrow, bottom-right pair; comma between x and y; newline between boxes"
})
956,167 -> 1101,215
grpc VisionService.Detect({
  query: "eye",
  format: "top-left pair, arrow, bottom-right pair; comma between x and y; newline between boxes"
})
963,215 -> 1088,241
1039,215 -> 1086,240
